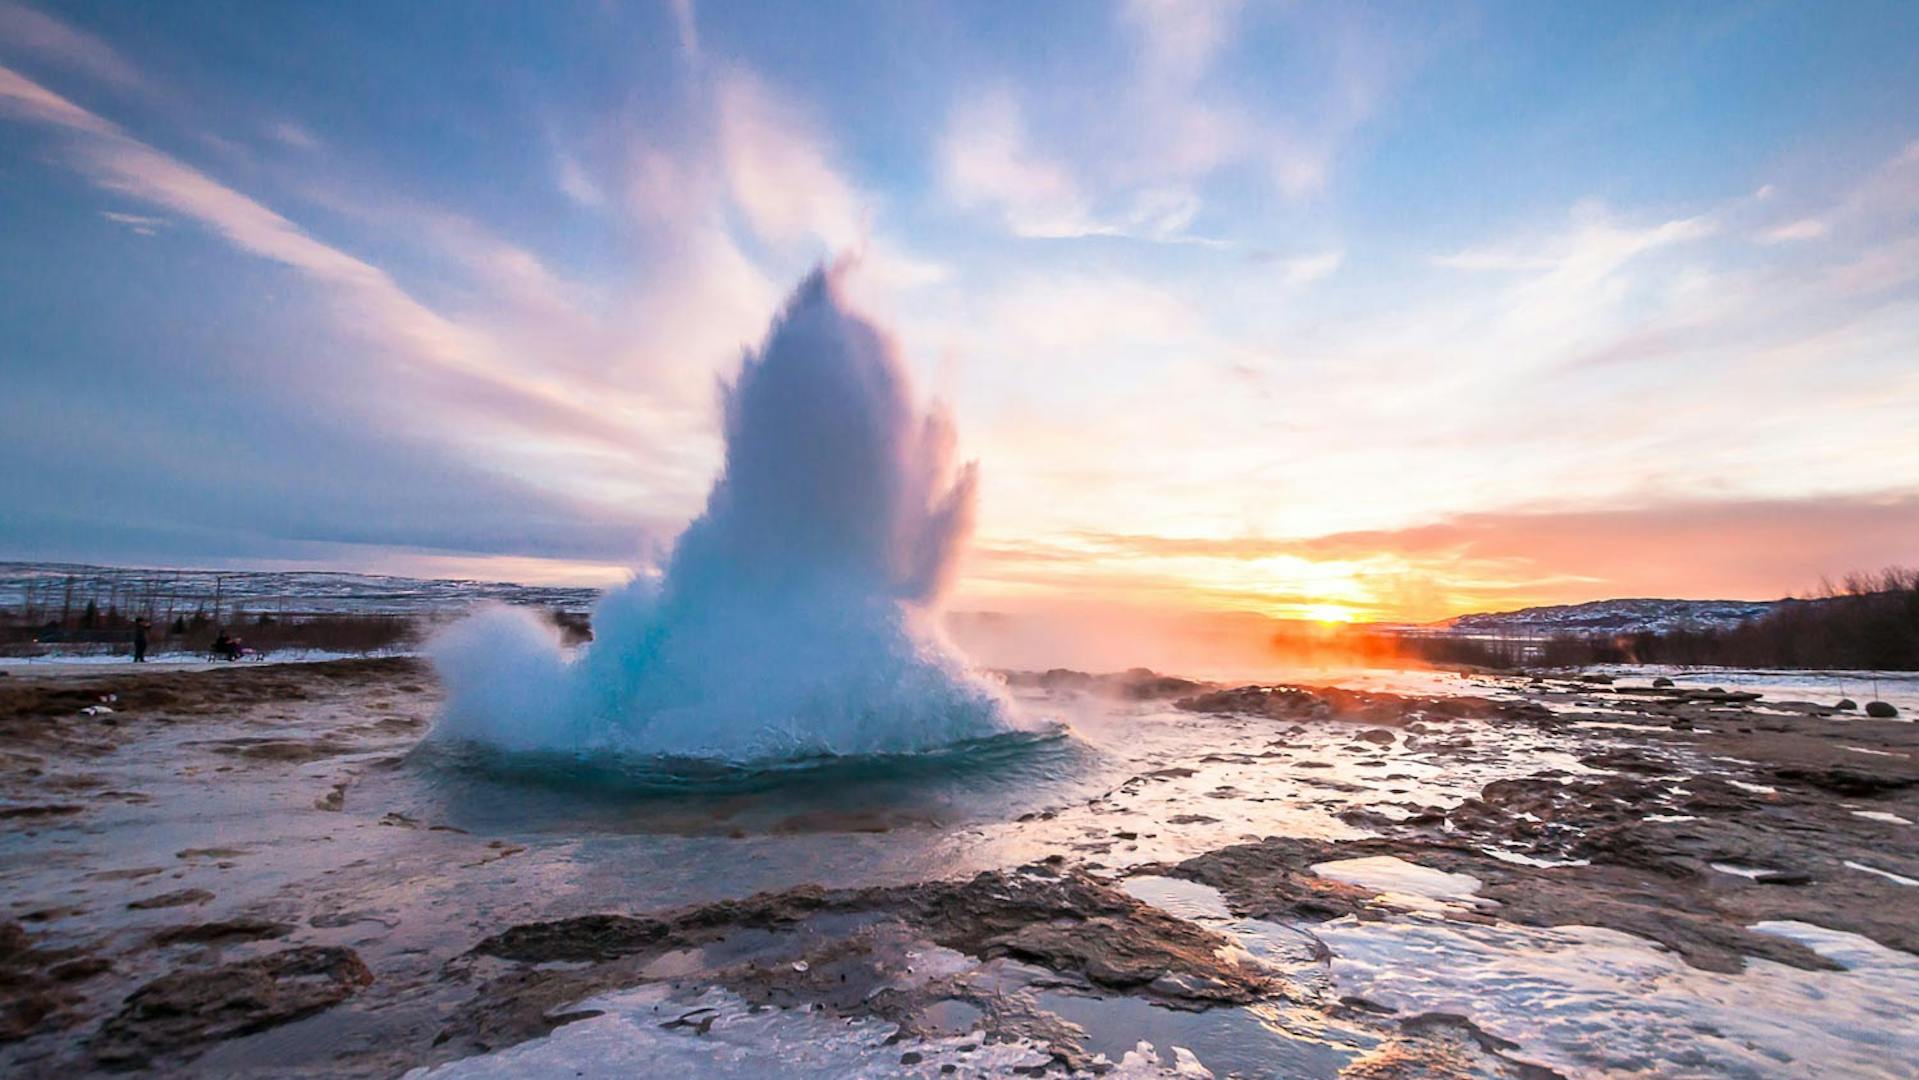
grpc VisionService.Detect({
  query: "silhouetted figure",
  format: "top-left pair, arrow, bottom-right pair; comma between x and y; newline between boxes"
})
132,619 -> 149,663
212,631 -> 242,661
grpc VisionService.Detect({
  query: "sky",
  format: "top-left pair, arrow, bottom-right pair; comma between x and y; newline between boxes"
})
2,0 -> 1917,623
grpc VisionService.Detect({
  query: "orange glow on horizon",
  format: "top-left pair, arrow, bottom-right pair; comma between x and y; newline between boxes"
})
1300,602 -> 1358,624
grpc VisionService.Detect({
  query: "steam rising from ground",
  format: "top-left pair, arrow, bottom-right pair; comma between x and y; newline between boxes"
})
430,265 -> 1021,763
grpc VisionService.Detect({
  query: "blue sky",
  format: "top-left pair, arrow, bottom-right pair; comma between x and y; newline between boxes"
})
3,0 -> 1917,618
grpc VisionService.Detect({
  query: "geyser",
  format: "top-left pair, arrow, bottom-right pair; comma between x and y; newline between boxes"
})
430,264 -> 1023,763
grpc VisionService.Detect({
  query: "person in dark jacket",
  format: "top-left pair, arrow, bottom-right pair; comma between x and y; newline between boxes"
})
132,618 -> 149,663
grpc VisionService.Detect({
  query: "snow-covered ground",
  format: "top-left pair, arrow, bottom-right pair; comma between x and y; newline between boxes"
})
0,647 -> 417,671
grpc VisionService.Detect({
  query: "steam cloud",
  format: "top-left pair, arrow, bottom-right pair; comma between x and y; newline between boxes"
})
429,264 -> 1020,762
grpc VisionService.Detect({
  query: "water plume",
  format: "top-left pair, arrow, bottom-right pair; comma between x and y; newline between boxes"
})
430,263 -> 1023,764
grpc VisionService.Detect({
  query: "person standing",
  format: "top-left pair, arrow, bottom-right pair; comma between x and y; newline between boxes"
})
132,618 -> 149,663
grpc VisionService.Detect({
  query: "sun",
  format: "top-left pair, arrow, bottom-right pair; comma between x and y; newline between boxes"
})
1301,602 -> 1358,624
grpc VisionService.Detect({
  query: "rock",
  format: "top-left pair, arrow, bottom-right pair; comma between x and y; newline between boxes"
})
151,919 -> 292,946
1864,701 -> 1899,718
1356,729 -> 1395,746
473,863 -> 1276,1010
1771,765 -> 1916,798
1155,838 -> 1374,923
127,889 -> 213,910
1836,699 -> 1858,710
92,946 -> 372,1068
474,914 -> 671,964
1,921 -> 95,1043
49,957 -> 112,982
1652,677 -> 1675,688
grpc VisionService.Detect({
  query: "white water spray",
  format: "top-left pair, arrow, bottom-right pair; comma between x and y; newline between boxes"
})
429,264 -> 1022,763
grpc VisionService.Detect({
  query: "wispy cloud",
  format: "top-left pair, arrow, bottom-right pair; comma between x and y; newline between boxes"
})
1,62 -> 646,459
98,208 -> 165,235
1277,249 -> 1344,285
939,90 -> 1105,239
715,69 -> 865,251
669,0 -> 701,62
0,1 -> 144,90
266,119 -> 321,151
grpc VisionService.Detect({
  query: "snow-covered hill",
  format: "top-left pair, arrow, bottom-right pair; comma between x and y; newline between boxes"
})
1443,597 -> 1780,637
0,561 -> 602,618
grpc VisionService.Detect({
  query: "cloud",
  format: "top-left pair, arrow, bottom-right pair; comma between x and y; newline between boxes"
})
715,69 -> 865,250
1123,0 -> 1241,85
1,62 -> 669,474
1278,249 -> 1344,285
1014,492 -> 1919,618
1760,218 -> 1828,243
266,120 -> 321,151
1434,209 -> 1716,280
939,90 -> 1105,239
669,0 -> 701,61
553,149 -> 605,207
98,209 -> 165,235
0,2 -> 143,90
0,62 -> 116,134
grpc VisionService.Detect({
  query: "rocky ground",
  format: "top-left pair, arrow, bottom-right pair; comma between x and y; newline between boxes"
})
0,659 -> 1913,1077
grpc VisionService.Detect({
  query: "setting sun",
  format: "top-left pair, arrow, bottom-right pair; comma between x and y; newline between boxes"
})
1301,603 -> 1358,625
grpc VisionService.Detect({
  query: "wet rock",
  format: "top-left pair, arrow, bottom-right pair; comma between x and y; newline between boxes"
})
1770,765 -> 1916,798
1864,701 -> 1899,718
473,863 -> 1275,1010
205,737 -> 356,764
150,918 -> 293,946
894,864 -> 1277,1005
997,668 -> 1208,700
1578,749 -> 1675,775
1652,677 -> 1675,688
314,781 -> 347,811
127,888 -> 213,910
1356,729 -> 1395,746
1835,698 -> 1857,710
1,921 -> 93,1043
49,956 -> 112,982
474,913 -> 673,963
0,802 -> 85,819
1153,837 -> 1373,922
92,946 -> 372,1068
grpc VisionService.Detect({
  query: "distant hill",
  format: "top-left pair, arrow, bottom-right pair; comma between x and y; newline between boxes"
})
1442,597 -> 1780,637
0,561 -> 603,618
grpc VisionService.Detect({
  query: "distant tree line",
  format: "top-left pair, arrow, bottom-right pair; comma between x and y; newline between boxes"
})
1399,567 -> 1919,671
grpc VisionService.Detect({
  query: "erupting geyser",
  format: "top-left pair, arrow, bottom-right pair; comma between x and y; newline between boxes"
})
429,264 -> 1024,763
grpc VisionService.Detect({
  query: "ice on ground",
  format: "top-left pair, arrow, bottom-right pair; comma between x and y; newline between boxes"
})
402,984 -> 1201,1079
1843,860 -> 1919,886
1319,915 -> 1919,1079
1710,862 -> 1780,880
0,647 -> 413,669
